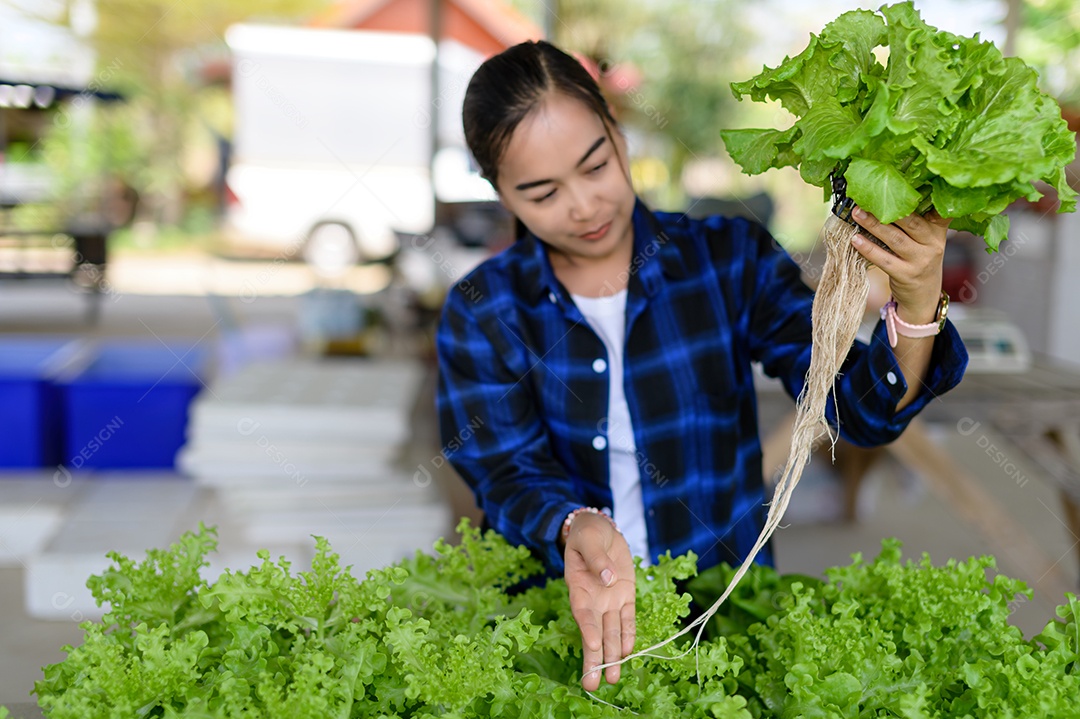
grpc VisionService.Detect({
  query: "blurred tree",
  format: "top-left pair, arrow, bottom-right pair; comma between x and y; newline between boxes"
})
5,0 -> 328,229
506,0 -> 752,206
1009,0 -> 1080,104
40,102 -> 143,225
620,1 -> 749,201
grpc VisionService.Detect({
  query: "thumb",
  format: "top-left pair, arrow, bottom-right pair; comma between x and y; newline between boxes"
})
580,542 -> 617,587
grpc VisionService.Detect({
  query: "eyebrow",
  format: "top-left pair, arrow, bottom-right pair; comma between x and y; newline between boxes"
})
514,136 -> 607,191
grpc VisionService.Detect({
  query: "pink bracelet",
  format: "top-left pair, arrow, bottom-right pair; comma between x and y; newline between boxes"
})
880,295 -> 944,348
562,506 -> 617,540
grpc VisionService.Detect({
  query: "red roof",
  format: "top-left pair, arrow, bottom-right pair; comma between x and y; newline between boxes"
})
309,0 -> 544,56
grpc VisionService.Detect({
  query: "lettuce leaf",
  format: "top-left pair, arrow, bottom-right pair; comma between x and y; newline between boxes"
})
720,0 -> 1077,252
17,521 -> 1080,718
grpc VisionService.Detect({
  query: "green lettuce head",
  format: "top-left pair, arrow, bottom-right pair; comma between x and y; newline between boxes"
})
721,1 -> 1077,252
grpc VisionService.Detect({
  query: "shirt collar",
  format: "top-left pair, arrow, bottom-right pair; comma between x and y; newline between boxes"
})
519,196 -> 688,306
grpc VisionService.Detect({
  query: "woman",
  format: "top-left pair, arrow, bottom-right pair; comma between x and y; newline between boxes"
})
435,40 -> 968,691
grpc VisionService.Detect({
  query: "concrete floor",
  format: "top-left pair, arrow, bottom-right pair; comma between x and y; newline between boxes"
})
2,279 -> 1078,710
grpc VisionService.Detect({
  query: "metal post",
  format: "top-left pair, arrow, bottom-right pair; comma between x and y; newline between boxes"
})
429,0 -> 442,220
0,106 -> 7,220
543,0 -> 558,42
1003,0 -> 1020,57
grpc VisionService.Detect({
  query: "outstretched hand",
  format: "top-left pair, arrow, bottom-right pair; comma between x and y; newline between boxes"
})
563,512 -> 636,691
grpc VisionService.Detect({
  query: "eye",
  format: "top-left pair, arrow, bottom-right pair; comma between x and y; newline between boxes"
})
532,190 -> 556,204
588,161 -> 608,174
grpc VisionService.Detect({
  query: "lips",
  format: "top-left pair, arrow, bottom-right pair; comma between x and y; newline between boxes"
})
580,220 -> 612,240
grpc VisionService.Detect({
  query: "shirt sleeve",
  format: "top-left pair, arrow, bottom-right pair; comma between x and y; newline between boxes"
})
740,219 -> 969,447
435,287 -> 583,573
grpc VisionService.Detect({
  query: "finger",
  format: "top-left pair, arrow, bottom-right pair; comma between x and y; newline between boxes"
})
621,601 -> 636,657
581,661 -> 601,692
852,206 -> 910,256
577,527 -> 617,587
893,211 -> 946,247
891,211 -> 927,243
574,608 -> 604,692
603,610 -> 622,685
851,232 -> 902,272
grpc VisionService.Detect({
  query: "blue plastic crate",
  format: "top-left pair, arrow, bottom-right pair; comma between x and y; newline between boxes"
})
0,337 -> 82,468
59,340 -> 209,469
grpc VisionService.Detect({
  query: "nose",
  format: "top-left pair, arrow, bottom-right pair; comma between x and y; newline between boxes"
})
567,182 -> 598,223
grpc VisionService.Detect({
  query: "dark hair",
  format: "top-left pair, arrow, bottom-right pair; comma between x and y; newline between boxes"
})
462,40 -> 627,240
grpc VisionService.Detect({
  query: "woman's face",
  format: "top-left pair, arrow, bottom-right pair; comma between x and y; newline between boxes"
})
494,92 -> 636,265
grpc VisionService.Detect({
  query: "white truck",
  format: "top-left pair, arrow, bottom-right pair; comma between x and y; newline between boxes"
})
223,24 -> 495,266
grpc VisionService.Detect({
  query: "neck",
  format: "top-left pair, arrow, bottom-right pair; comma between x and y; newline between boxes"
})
548,239 -> 633,298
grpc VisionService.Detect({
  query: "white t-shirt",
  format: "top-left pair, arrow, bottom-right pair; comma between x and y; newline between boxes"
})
570,289 -> 651,565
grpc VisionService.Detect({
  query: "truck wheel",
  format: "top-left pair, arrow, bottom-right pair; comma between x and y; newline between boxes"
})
302,222 -> 360,271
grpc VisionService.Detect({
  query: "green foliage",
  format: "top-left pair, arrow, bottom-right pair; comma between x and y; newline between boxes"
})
513,0 -> 753,205
692,539 -> 1080,718
720,1 -> 1077,252
15,0 -> 327,227
37,103 -> 144,219
8,521 -> 1080,718
1013,0 -> 1080,105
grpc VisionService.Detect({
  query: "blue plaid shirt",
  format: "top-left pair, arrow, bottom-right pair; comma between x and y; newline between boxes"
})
436,197 -> 968,577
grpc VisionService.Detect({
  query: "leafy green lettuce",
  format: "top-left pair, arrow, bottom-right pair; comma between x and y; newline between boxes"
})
720,1 -> 1077,252
25,521 -> 748,719
689,539 -> 1080,718
11,522 -> 1080,718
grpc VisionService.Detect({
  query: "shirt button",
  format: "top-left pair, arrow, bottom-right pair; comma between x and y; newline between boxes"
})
548,291 -> 558,304
592,358 -> 607,373
886,371 -> 898,386
648,509 -> 655,518
592,435 -> 607,451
